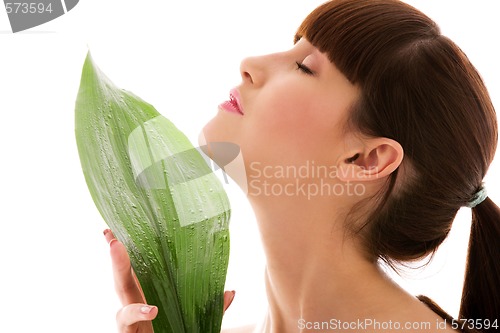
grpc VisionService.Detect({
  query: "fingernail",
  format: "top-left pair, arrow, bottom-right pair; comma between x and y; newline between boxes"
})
140,305 -> 153,314
103,229 -> 110,236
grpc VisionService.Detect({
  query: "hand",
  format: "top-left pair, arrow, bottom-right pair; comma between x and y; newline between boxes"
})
104,229 -> 235,333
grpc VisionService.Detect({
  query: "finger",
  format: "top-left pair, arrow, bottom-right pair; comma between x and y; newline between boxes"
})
223,290 -> 236,313
104,229 -> 147,302
108,236 -> 146,305
116,303 -> 158,332
104,229 -> 148,304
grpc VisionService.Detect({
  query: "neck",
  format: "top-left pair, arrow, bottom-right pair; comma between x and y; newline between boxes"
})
247,193 -> 414,333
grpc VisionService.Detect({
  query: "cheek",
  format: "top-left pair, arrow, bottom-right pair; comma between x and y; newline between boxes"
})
242,88 -> 344,165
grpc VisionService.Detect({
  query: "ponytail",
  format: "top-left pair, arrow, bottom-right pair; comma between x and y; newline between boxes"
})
460,197 -> 500,331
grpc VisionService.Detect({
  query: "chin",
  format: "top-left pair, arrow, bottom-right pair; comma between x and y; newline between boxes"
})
198,119 -> 248,193
199,120 -> 218,148
200,112 -> 239,145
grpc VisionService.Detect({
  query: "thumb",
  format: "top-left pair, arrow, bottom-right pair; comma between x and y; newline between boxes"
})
116,303 -> 158,332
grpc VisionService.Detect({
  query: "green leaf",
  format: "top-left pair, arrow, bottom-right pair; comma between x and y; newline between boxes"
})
75,52 -> 231,332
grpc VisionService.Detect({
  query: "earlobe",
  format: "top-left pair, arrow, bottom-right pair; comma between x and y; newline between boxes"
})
337,138 -> 403,182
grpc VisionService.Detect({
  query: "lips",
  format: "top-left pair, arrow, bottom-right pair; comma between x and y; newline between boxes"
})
219,88 -> 244,116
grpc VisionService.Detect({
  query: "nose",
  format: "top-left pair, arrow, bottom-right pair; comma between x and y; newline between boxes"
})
240,55 -> 267,87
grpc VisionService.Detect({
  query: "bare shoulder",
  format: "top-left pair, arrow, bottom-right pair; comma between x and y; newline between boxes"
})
221,324 -> 256,333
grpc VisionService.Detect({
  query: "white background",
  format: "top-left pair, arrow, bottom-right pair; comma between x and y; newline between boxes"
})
0,1 -> 498,332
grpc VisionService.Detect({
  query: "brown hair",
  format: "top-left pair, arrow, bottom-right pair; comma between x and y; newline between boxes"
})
296,0 -> 499,329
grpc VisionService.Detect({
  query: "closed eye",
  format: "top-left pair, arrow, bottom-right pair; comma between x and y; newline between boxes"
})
296,61 -> 314,76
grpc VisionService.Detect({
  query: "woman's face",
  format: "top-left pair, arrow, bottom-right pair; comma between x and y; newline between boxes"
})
202,38 -> 359,187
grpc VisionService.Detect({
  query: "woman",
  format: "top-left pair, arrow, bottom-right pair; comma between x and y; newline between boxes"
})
104,0 -> 500,332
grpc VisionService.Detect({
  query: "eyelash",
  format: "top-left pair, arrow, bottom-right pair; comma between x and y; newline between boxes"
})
295,61 -> 314,75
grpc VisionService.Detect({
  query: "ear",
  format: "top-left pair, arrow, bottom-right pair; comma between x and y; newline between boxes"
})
336,138 -> 403,182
